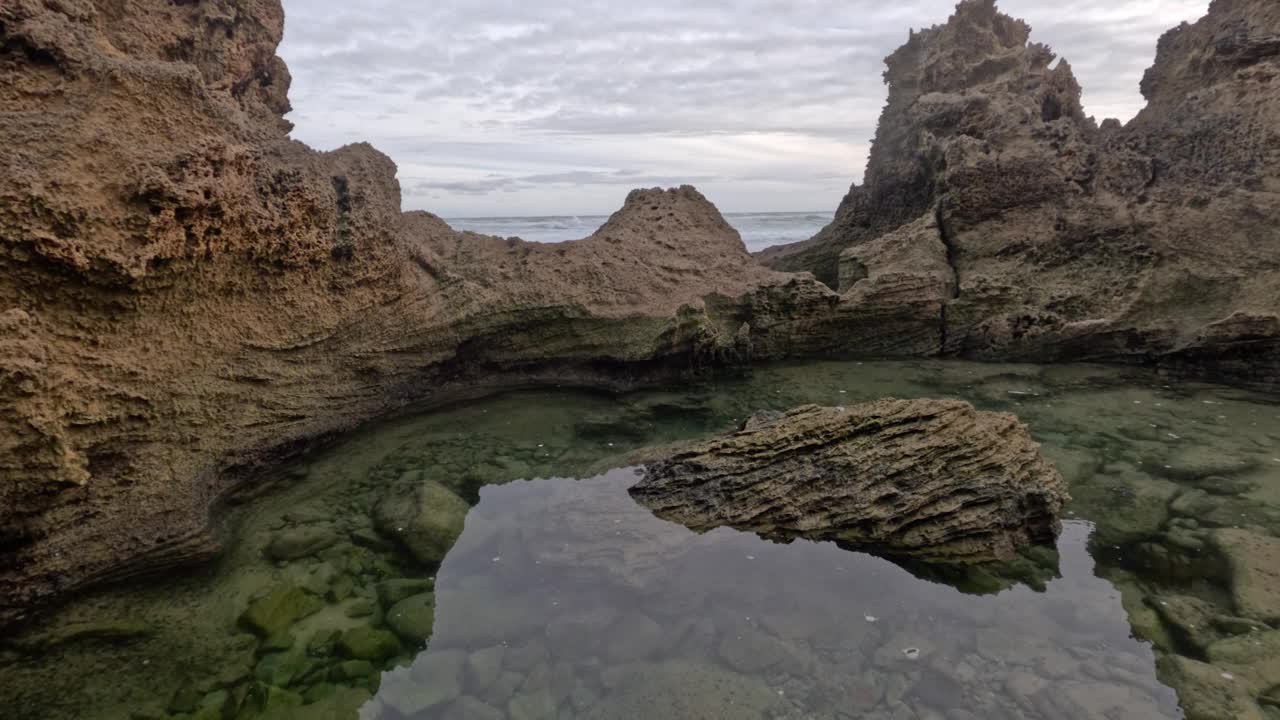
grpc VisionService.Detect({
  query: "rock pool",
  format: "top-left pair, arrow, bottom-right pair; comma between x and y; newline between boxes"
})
4,361 -> 1279,720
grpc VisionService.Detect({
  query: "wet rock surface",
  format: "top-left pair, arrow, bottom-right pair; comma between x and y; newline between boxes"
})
631,399 -> 1068,563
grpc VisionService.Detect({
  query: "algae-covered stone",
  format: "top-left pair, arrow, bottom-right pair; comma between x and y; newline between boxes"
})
1068,470 -> 1178,546
1149,595 -> 1222,654
373,480 -> 471,564
267,525 -> 339,561
275,687 -> 372,720
1213,530 -> 1280,622
1156,655 -> 1266,720
254,650 -> 317,687
327,573 -> 355,603
386,592 -> 435,643
345,598 -> 376,618
1207,630 -> 1280,692
375,578 -> 436,609
237,682 -> 305,718
238,587 -> 324,637
330,659 -> 376,682
258,631 -> 296,654
338,626 -> 401,660
307,629 -> 340,657
1198,476 -> 1258,497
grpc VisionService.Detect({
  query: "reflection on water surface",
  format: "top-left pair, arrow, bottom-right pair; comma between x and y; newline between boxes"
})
3,361 -> 1278,720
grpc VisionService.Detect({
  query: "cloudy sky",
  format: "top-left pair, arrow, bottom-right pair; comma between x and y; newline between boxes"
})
278,0 -> 1208,218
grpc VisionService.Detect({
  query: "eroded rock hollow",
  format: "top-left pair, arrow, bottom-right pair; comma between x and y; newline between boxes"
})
629,400 -> 1068,564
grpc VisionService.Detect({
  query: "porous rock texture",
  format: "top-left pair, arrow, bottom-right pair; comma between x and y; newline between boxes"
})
0,0 -> 838,621
760,0 -> 1280,390
629,400 -> 1068,564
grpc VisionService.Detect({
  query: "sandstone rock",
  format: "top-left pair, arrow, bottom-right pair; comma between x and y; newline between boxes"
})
0,0 -> 821,619
630,399 -> 1068,563
760,0 -> 1280,391
1212,529 -> 1280,623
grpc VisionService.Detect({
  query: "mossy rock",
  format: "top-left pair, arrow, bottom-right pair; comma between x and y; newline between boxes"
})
232,682 -> 304,719
254,650 -> 318,688
238,587 -> 324,638
386,592 -> 435,644
375,578 -> 435,609
338,626 -> 401,661
330,659 -> 376,682
267,525 -> 339,561
373,480 -> 471,565
1156,655 -> 1266,720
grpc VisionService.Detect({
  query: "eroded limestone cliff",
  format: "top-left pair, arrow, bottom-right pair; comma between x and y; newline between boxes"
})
0,0 -> 832,621
761,0 -> 1280,389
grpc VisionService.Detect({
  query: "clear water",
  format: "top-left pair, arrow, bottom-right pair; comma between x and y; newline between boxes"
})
444,211 -> 834,251
3,361 -> 1279,720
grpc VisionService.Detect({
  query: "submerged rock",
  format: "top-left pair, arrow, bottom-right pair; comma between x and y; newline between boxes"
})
630,399 -> 1068,563
266,525 -> 338,561
386,592 -> 436,644
373,480 -> 471,565
238,587 -> 324,638
1213,529 -> 1280,623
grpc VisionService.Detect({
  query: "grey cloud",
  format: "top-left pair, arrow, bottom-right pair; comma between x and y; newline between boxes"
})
279,0 -> 1209,213
410,169 -> 720,196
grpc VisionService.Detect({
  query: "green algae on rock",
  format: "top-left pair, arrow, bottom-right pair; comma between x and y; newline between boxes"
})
373,481 -> 472,566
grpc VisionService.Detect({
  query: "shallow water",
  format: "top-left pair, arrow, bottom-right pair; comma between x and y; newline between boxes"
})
4,360 -> 1279,720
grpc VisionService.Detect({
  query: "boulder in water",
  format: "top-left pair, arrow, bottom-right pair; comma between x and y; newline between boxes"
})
629,399 -> 1068,564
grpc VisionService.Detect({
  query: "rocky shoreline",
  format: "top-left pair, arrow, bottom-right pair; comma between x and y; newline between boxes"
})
2,6 -> 1279,720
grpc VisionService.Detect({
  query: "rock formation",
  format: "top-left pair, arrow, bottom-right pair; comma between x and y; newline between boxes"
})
760,0 -> 1280,390
629,400 -> 1068,564
1,0 -> 1276,626
0,0 -> 835,622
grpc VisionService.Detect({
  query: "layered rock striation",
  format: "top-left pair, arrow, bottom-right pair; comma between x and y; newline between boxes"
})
760,0 -> 1280,389
630,400 -> 1068,564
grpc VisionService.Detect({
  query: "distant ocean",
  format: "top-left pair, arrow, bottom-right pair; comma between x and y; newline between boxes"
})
444,211 -> 834,253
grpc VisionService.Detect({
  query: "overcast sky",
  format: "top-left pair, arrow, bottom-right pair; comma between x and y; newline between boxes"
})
278,0 -> 1208,218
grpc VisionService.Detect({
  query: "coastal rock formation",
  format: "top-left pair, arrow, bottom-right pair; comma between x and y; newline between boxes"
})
760,0 -> 1280,390
0,0 -> 834,621
629,400 -> 1068,564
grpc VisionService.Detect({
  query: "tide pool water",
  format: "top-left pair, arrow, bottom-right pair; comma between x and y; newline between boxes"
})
4,360 -> 1278,720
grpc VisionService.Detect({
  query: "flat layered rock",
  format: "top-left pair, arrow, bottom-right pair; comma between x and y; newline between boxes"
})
629,399 -> 1068,564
